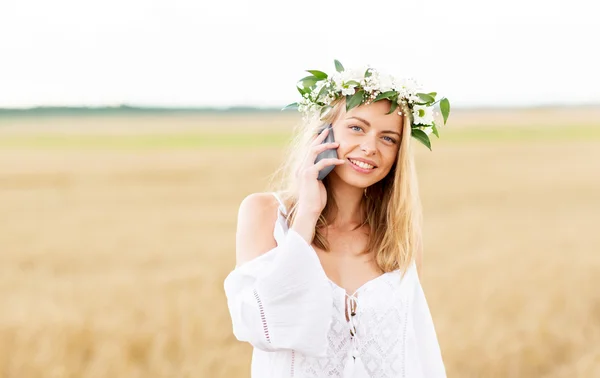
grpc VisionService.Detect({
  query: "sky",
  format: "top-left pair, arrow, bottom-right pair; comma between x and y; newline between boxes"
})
0,0 -> 598,109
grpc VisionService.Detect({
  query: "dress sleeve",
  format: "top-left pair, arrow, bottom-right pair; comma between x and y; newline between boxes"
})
223,228 -> 333,357
411,271 -> 447,377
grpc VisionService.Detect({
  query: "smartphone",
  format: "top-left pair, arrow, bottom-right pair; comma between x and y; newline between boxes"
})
315,124 -> 338,181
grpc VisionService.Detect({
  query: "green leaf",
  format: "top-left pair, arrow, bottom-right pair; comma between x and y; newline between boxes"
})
440,98 -> 450,125
364,68 -> 372,77
417,93 -> 435,104
306,70 -> 328,80
386,101 -> 399,115
320,105 -> 333,117
282,102 -> 298,111
431,122 -> 439,138
297,85 -> 309,96
346,89 -> 364,112
428,92 -> 437,98
374,91 -> 397,102
345,80 -> 360,86
412,129 -> 432,150
299,75 -> 319,88
334,59 -> 344,72
316,83 -> 329,100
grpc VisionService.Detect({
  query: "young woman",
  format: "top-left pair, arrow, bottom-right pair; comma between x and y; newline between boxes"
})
224,61 -> 449,377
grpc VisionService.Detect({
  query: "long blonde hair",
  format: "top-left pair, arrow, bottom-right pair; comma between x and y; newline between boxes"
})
267,97 -> 423,274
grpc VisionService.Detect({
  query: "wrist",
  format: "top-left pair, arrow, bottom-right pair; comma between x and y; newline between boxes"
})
295,206 -> 321,222
291,211 -> 318,245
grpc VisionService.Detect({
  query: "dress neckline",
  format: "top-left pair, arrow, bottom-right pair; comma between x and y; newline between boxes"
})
325,269 -> 401,298
271,191 -> 410,298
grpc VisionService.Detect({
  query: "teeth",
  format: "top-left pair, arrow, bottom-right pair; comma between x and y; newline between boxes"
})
349,159 -> 374,169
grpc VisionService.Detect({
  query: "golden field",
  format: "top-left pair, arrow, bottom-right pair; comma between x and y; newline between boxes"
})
0,107 -> 599,378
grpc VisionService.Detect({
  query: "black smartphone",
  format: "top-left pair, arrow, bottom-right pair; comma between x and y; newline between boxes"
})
314,124 -> 338,181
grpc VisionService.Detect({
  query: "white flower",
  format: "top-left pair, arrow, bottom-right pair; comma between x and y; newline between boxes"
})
341,68 -> 361,84
378,73 -> 395,93
363,71 -> 380,92
420,126 -> 433,135
321,93 -> 334,105
331,72 -> 344,91
412,105 -> 434,125
329,68 -> 364,98
341,86 -> 356,96
394,77 -> 420,99
313,80 -> 326,93
406,93 -> 420,104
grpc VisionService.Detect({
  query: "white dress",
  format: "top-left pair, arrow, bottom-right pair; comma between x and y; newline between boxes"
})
223,192 -> 446,377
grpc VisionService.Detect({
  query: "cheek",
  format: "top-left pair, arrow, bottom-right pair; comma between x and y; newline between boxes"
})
380,150 -> 399,169
332,127 -> 350,143
332,133 -> 351,153
335,143 -> 349,158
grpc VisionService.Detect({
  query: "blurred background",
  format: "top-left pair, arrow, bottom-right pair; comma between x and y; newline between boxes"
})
1,0 -> 599,377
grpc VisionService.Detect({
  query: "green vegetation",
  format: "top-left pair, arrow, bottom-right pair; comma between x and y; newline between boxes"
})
0,133 -> 291,149
0,105 -> 287,118
442,124 -> 600,142
0,124 -> 598,149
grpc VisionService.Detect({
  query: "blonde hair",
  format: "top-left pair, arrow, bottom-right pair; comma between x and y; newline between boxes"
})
267,97 -> 423,274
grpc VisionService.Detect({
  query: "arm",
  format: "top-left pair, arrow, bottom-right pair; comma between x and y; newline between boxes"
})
233,192 -> 280,267
411,272 -> 446,377
223,193 -> 333,356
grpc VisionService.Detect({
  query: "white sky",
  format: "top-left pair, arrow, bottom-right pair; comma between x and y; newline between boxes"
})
0,0 -> 598,108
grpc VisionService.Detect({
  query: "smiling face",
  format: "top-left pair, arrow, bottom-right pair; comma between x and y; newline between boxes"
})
329,99 -> 404,188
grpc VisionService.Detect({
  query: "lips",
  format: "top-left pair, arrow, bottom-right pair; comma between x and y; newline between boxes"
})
347,157 -> 377,167
348,158 -> 376,172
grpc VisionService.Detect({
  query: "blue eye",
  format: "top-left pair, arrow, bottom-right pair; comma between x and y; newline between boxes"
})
350,125 -> 397,144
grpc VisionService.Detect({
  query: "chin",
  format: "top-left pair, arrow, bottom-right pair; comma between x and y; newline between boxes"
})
331,167 -> 383,189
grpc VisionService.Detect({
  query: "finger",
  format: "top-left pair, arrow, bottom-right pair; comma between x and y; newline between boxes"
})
311,142 -> 339,157
310,126 -> 330,146
313,157 -> 345,172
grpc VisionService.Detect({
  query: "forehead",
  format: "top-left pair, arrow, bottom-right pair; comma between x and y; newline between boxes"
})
343,100 -> 402,132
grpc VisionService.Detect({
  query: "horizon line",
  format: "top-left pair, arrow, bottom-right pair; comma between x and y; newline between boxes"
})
0,102 -> 599,115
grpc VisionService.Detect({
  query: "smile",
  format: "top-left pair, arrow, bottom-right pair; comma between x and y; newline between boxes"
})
348,158 -> 376,172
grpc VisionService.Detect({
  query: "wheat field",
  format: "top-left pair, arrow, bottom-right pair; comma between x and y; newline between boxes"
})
1,107 -> 599,378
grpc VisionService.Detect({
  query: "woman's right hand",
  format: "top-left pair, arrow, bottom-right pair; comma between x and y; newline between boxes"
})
295,127 -> 346,218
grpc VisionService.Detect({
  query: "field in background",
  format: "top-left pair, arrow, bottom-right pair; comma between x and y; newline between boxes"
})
1,107 -> 600,377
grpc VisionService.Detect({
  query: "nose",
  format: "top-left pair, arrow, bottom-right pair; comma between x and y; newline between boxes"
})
360,139 -> 376,156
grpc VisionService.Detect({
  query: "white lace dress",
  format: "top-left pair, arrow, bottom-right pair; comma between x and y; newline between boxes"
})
223,192 -> 446,377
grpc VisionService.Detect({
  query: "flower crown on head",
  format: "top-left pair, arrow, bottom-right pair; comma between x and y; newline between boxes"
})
282,59 -> 451,150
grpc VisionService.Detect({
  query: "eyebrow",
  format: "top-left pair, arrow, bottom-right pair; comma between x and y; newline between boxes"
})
346,116 -> 401,137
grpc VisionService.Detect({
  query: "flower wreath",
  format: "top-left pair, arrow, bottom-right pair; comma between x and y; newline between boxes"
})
283,59 -> 451,150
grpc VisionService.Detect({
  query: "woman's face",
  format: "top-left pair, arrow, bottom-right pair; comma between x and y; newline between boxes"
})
330,100 -> 403,188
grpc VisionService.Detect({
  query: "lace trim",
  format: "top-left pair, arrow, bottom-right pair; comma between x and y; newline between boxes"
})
402,297 -> 409,378
293,276 -> 411,376
291,350 -> 295,377
253,288 -> 271,343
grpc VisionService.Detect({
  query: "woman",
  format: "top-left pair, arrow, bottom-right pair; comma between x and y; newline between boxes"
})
224,61 -> 449,377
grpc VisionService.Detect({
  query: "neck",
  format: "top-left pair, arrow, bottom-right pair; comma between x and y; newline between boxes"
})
326,173 -> 365,230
